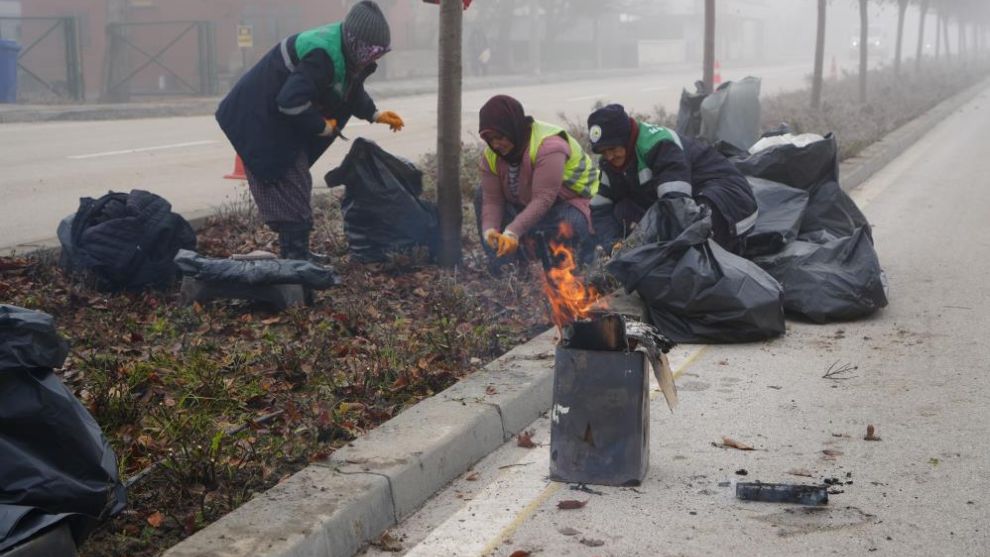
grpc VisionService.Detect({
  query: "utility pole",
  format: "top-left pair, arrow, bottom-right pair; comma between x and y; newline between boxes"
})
811,0 -> 826,109
436,0 -> 463,267
703,0 -> 715,92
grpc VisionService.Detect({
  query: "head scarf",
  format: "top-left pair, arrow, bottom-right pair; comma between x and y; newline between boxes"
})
479,95 -> 532,165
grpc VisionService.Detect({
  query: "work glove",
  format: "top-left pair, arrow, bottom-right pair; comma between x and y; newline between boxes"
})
484,228 -> 501,250
495,230 -> 519,257
374,110 -> 404,132
319,118 -> 339,137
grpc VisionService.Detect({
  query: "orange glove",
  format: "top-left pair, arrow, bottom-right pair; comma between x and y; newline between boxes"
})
320,118 -> 338,137
495,230 -> 519,257
375,110 -> 404,132
484,228 -> 500,250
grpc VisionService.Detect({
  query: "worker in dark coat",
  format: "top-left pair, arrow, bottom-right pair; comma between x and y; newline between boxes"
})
216,0 -> 404,260
586,103 -> 758,255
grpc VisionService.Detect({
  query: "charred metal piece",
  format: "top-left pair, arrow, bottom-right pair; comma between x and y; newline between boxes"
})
561,311 -> 628,351
735,482 -> 829,506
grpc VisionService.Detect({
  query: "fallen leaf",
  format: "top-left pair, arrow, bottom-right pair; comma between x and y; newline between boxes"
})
261,317 -> 281,325
508,551 -> 531,557
146,511 -> 165,528
787,468 -> 814,477
412,287 -> 428,297
557,499 -> 588,510
558,526 -> 580,536
721,436 -> 754,451
517,430 -> 537,448
580,538 -> 605,547
372,531 -> 403,552
465,472 -> 480,481
485,384 -> 498,395
822,449 -> 844,459
864,424 -> 882,441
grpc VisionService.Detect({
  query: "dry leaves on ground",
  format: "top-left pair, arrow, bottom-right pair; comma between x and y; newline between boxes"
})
721,436 -> 755,451
517,429 -> 537,448
557,499 -> 588,510
864,424 -> 882,441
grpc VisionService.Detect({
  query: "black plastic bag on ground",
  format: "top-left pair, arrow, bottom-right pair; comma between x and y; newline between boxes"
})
174,250 -> 341,289
325,139 -> 439,262
57,189 -> 196,292
607,198 -> 785,343
743,177 -> 809,257
754,227 -> 888,323
0,306 -> 126,551
732,134 -> 869,237
676,84 -> 707,139
699,77 -> 762,152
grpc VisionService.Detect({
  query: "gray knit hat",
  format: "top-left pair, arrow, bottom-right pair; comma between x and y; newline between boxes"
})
343,1 -> 391,66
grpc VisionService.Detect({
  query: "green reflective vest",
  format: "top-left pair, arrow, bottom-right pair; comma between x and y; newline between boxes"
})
484,120 -> 599,198
632,121 -> 684,185
294,22 -> 348,99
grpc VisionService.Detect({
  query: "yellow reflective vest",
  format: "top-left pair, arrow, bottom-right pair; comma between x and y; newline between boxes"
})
483,120 -> 599,198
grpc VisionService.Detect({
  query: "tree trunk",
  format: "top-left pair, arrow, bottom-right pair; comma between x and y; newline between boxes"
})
894,0 -> 908,76
436,0 -> 463,268
811,0 -> 826,109
858,0 -> 868,103
529,0 -> 541,74
943,12 -> 951,60
915,0 -> 928,72
935,11 -> 941,60
703,0 -> 715,92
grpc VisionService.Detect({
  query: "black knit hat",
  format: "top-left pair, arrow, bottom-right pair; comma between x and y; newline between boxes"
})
587,104 -> 632,153
344,1 -> 391,51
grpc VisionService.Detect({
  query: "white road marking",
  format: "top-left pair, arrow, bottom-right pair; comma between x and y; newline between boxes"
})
67,140 -> 218,159
565,93 -> 609,102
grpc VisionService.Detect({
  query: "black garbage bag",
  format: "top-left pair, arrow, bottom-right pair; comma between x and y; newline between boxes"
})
754,227 -> 888,323
732,134 -> 869,237
699,77 -> 762,152
57,189 -> 196,292
675,82 -> 708,139
743,177 -> 809,257
733,133 -> 839,191
607,198 -> 785,343
325,139 -> 439,262
174,250 -> 342,289
0,306 -> 126,551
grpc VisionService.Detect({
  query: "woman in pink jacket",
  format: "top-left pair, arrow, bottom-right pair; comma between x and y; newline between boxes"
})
474,95 -> 599,272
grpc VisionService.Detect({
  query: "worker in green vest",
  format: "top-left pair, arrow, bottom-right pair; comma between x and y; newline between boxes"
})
475,95 -> 599,272
587,103 -> 758,255
216,1 -> 404,261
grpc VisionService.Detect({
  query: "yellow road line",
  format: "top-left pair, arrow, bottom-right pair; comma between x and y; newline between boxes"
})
478,345 -> 709,556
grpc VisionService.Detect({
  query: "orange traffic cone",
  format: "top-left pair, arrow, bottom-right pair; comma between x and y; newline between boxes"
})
829,56 -> 838,81
713,60 -> 722,87
224,155 -> 247,180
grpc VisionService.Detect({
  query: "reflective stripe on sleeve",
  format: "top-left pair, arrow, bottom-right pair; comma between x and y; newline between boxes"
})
590,194 -> 614,207
734,208 -> 759,236
655,180 -> 692,198
280,38 -> 296,72
278,101 -> 312,116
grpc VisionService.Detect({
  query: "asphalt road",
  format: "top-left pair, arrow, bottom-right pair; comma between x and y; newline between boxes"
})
361,90 -> 990,556
0,62 -> 810,251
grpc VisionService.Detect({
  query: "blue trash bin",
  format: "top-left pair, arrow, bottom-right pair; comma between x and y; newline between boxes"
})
0,39 -> 20,103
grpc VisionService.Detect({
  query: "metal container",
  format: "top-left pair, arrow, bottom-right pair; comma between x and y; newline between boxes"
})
549,346 -> 649,486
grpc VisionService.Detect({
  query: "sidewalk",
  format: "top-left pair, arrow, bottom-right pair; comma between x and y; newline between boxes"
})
0,64 -> 689,124
162,75 -> 990,557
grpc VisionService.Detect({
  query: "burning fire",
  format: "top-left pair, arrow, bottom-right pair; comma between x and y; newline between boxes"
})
541,223 -> 603,328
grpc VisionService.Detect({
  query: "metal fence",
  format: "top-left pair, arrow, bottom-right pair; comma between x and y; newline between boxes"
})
0,16 -> 84,102
104,20 -> 216,102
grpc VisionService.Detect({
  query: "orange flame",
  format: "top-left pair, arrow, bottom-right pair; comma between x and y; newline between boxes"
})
541,222 -> 603,328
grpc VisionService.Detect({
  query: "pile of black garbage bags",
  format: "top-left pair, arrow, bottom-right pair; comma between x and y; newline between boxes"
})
608,132 -> 888,343
0,305 -> 127,553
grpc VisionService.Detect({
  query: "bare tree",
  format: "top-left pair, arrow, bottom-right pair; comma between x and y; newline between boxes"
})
916,0 -> 930,71
811,0 -> 827,109
436,0 -> 463,267
703,0 -> 715,92
858,0 -> 868,103
893,0 -> 909,76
